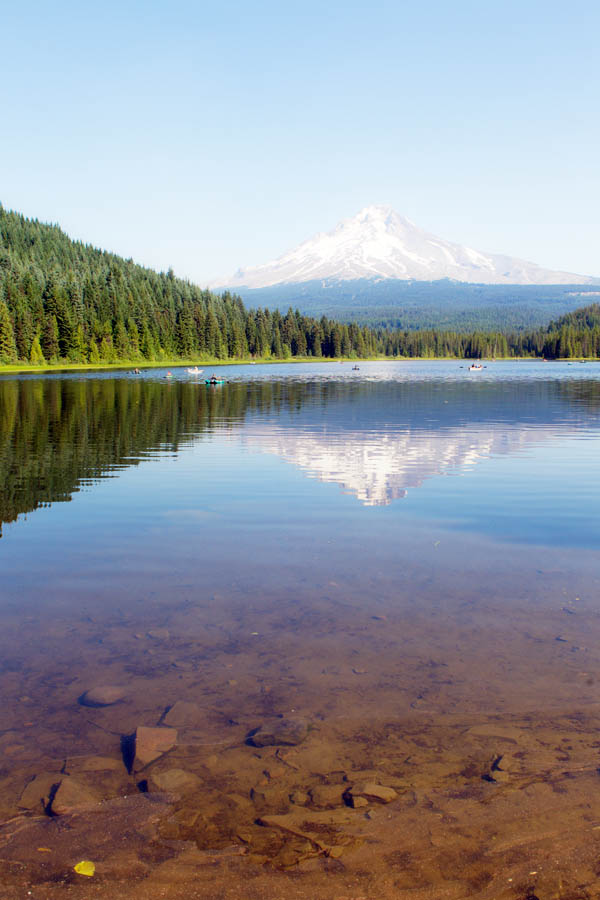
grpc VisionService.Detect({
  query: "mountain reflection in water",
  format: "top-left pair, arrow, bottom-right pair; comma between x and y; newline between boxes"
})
2,368 -> 600,898
1,374 -> 599,526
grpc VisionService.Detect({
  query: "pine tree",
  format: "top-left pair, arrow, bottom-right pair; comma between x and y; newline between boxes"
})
41,314 -> 60,362
140,324 -> 155,360
114,319 -> 129,358
127,318 -> 141,357
29,336 -> 45,365
88,339 -> 100,364
70,324 -> 86,362
0,300 -> 17,362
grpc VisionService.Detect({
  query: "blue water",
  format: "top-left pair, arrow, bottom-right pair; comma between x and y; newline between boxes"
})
1,360 -> 600,892
2,361 -> 600,593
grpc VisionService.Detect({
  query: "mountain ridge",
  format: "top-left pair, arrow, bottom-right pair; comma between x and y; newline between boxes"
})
215,205 -> 597,289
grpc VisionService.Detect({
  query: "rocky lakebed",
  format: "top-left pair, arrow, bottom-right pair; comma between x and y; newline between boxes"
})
1,582 -> 600,900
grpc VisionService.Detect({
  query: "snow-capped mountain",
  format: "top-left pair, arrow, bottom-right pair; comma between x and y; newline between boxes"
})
216,205 -> 594,288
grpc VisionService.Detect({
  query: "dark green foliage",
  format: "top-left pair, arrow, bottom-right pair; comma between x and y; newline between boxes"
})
0,205 -> 382,362
0,205 -> 599,364
0,300 -> 17,363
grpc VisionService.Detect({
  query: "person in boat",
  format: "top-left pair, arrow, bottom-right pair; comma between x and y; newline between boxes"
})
209,373 -> 219,384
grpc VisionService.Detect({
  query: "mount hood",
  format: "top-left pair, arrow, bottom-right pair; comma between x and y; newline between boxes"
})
216,205 -> 594,288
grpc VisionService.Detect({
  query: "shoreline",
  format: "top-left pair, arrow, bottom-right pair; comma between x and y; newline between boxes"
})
0,356 -> 598,375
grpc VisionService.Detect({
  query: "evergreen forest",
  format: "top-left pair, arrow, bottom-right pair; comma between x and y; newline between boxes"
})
1,206 -> 599,365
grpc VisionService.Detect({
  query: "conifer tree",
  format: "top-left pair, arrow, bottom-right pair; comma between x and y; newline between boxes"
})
0,300 -> 17,362
29,335 -> 45,365
89,339 -> 100,364
42,314 -> 60,362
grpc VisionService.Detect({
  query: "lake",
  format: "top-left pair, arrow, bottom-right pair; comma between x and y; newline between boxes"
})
1,360 -> 600,899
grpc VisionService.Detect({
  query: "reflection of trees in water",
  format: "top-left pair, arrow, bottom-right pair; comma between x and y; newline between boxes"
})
1,376 -> 598,529
0,379 -> 323,528
557,379 -> 600,411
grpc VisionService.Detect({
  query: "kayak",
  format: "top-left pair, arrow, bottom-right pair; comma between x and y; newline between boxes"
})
205,379 -> 225,385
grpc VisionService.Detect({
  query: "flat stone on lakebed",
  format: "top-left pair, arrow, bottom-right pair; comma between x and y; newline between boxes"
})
133,726 -> 178,771
246,717 -> 309,747
149,768 -> 201,793
162,700 -> 202,728
50,776 -> 101,815
348,781 -> 398,804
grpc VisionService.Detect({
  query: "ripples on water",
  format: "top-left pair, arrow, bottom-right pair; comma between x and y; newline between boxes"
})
0,361 -> 600,898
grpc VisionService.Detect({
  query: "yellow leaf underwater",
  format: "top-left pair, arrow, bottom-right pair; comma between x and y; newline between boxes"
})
74,860 -> 95,876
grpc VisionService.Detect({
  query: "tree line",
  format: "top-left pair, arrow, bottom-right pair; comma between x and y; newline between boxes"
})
1,206 -> 599,365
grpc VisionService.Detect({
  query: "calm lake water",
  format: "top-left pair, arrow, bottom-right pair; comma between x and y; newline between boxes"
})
1,360 -> 600,899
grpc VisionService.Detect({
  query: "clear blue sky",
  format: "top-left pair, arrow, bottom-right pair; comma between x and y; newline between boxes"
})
3,0 -> 599,282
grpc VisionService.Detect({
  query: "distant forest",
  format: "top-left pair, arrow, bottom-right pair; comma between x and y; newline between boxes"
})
237,278 -> 600,332
1,207 -> 599,364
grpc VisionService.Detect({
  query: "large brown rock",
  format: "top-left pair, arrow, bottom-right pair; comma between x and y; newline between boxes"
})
133,726 -> 177,772
309,784 -> 345,809
246,717 -> 309,747
18,772 -> 63,811
49,777 -> 101,815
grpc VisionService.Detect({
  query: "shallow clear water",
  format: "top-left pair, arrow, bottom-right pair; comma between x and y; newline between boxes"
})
1,360 -> 600,898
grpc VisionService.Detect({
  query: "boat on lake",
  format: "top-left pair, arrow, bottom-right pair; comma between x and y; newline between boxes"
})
468,363 -> 483,371
187,367 -> 203,375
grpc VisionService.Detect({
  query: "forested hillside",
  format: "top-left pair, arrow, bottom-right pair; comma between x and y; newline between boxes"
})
0,208 -> 378,364
380,303 -> 600,360
0,207 -> 599,364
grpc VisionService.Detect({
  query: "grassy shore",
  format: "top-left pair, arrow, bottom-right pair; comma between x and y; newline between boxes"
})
0,356 -> 376,374
0,355 -> 596,374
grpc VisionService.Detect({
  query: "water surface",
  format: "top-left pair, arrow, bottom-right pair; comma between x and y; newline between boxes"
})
1,361 -> 600,899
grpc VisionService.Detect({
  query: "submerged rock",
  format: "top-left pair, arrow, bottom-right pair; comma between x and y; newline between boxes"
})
309,784 -> 345,808
149,768 -> 201,794
50,776 -> 101,815
246,717 -> 309,748
133,726 -> 177,772
250,785 -> 290,814
18,772 -> 63,811
345,782 -> 398,805
79,685 -> 126,707
162,700 -> 202,728
64,755 -> 124,774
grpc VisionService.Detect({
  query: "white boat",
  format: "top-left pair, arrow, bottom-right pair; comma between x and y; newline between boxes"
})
468,363 -> 483,371
186,367 -> 203,375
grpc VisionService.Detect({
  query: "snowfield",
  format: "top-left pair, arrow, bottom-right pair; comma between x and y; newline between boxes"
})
215,205 -> 593,289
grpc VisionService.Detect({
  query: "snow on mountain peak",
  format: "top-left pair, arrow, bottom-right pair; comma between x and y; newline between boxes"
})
215,206 -> 593,289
